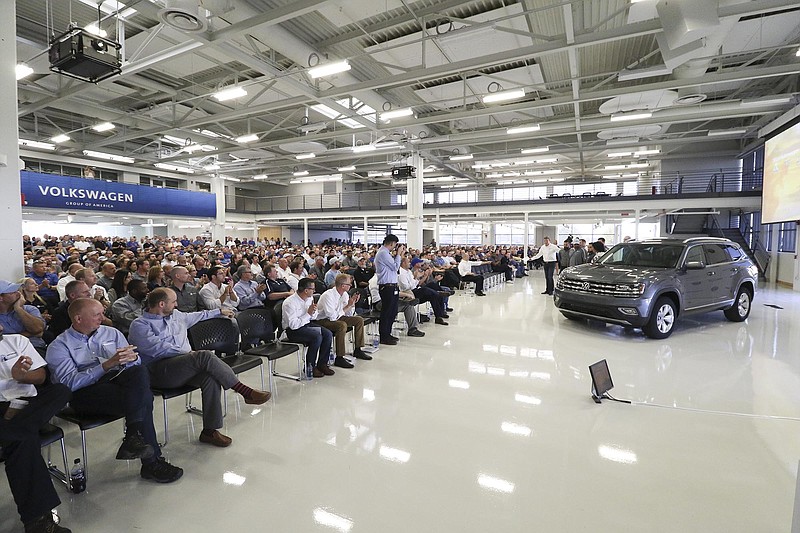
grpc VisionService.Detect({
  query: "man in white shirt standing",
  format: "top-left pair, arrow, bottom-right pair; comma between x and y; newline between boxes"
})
315,274 -> 371,368
281,278 -> 334,378
198,266 -> 238,312
530,236 -> 560,295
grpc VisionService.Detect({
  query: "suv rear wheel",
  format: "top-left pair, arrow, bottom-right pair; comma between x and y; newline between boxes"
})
724,286 -> 752,322
643,297 -> 677,339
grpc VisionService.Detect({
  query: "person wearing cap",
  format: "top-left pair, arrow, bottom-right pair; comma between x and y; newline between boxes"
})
315,274 -> 372,368
47,298 -> 183,484
324,260 -> 341,288
399,257 -> 448,326
0,325 -> 73,533
0,281 -> 46,349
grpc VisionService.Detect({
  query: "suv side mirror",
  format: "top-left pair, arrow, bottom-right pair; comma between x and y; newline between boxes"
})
685,261 -> 705,270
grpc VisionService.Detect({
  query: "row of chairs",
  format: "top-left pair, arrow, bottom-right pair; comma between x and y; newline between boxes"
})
469,263 -> 507,290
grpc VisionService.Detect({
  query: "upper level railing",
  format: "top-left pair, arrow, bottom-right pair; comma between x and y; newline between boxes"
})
230,168 -> 763,214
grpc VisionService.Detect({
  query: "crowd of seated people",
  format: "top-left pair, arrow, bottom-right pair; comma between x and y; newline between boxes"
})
4,232 -> 532,532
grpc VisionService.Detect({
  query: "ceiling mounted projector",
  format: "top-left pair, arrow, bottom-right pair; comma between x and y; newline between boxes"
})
48,27 -> 121,83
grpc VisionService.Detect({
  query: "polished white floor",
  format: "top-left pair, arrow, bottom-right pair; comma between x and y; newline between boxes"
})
4,275 -> 800,532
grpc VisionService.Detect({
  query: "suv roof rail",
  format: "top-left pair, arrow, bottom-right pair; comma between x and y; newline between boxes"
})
681,236 -> 729,243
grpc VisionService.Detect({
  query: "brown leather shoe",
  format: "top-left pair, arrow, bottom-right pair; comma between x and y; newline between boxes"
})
312,367 -> 325,378
199,430 -> 232,447
244,390 -> 271,404
320,365 -> 335,376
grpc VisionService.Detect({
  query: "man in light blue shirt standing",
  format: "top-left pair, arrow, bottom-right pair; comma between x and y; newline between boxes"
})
374,235 -> 405,345
128,288 -> 271,448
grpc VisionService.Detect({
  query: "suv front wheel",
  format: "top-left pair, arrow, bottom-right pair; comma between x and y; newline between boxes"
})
643,297 -> 677,339
724,286 -> 752,322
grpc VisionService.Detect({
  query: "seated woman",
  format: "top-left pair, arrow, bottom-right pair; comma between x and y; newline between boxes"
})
147,265 -> 167,292
108,270 -> 132,304
18,277 -> 54,323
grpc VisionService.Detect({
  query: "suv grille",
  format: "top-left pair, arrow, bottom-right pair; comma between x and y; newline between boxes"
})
559,278 -> 640,297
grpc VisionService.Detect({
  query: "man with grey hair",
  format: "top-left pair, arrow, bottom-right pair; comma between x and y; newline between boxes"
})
234,265 -> 268,310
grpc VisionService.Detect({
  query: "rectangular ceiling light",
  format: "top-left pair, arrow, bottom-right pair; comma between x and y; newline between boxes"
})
293,170 -> 309,177
19,139 -> 55,150
213,86 -> 247,102
507,124 -> 540,135
617,66 -> 673,81
51,134 -> 70,143
707,129 -> 748,137
235,133 -> 259,143
634,149 -> 660,156
740,96 -> 793,107
252,174 -> 268,180
92,122 -> 115,132
380,108 -> 413,120
308,60 -> 351,78
607,152 -> 632,158
154,162 -> 194,174
204,164 -> 220,171
609,112 -> 652,122
295,153 -> 316,160
352,144 -> 376,153
16,63 -> 34,80
521,147 -> 549,154
83,150 -> 134,163
338,165 -> 356,172
220,175 -> 240,182
482,89 -> 526,104
449,154 -> 474,161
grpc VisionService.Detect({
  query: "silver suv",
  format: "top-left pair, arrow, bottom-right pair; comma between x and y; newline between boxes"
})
553,237 -> 758,339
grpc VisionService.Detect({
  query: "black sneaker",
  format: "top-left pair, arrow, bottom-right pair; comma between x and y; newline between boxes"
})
334,356 -> 354,369
141,457 -> 184,483
407,328 -> 425,337
353,348 -> 373,360
24,514 -> 71,533
116,431 -> 155,460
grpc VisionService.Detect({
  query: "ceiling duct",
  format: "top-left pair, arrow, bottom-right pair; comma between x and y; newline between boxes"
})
674,87 -> 707,106
158,0 -> 208,33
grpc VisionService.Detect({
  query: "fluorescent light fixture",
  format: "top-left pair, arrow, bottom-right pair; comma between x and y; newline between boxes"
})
604,163 -> 649,170
707,129 -> 748,137
617,65 -> 673,81
449,154 -> 474,161
83,150 -> 134,163
634,149 -> 660,156
501,422 -> 532,437
523,169 -> 562,176
352,144 -> 376,153
507,124 -> 540,135
472,163 -> 492,169
598,445 -> 638,465
203,164 -> 220,171
521,146 -> 549,154
84,23 -> 107,38
235,133 -> 259,143
252,174 -> 268,180
19,139 -> 55,150
448,379 -> 470,389
477,474 -> 515,494
483,88 -> 525,104
213,86 -> 247,102
487,172 -> 504,179
220,175 -> 240,182
290,174 -> 342,184
178,224 -> 203,229
181,144 -> 207,153
51,134 -> 70,144
92,122 -> 115,132
293,170 -> 309,177
740,96 -> 793,107
514,394 -> 541,405
797,48 -> 800,57
607,152 -> 632,158
610,112 -> 652,122
154,162 -> 194,174
337,165 -> 356,172
380,108 -> 413,120
532,157 -> 558,164
313,509 -> 353,533
222,472 -> 246,486
379,445 -> 411,463
602,174 -> 621,179
295,153 -> 316,160
140,223 -> 168,227
308,60 -> 351,78
16,63 -> 34,80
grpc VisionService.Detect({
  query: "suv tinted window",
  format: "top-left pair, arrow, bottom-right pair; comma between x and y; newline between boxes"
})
703,244 -> 729,265
725,245 -> 743,262
600,243 -> 683,268
684,245 -> 705,265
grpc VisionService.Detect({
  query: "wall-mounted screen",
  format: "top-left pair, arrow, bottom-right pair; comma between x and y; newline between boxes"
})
762,121 -> 800,224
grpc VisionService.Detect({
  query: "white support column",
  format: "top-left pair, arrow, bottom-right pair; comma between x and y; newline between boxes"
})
523,213 -> 530,259
144,219 -> 155,239
634,209 -> 641,240
0,2 -> 24,280
363,216 -> 368,246
769,224 -> 779,287
406,153 -> 424,250
303,218 -> 309,246
434,211 -> 441,247
211,176 -> 226,245
794,223 -> 800,292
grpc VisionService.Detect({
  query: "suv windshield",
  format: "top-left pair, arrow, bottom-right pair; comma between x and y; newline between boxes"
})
598,243 -> 684,268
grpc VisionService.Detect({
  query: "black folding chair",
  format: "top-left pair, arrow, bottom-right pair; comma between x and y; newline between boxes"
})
237,309 -> 301,397
55,408 -> 124,483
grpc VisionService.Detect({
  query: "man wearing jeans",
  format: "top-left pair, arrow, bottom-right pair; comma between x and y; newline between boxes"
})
281,278 -> 334,378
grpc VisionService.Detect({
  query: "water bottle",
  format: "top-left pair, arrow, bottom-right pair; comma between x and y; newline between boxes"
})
427,305 -> 433,319
372,335 -> 379,349
328,348 -> 335,366
305,363 -> 314,380
70,458 -> 86,494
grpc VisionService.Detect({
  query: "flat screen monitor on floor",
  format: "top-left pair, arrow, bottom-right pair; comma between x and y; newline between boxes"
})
589,359 -> 614,401
762,120 -> 800,224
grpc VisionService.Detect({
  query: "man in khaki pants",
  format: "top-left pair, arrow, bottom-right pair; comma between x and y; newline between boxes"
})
314,274 -> 372,368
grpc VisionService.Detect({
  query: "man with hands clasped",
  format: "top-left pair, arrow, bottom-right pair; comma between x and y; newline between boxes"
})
315,274 -> 372,369
281,278 -> 334,378
47,298 -> 183,483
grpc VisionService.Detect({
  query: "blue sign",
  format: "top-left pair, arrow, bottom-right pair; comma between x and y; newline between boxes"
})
20,171 -> 216,218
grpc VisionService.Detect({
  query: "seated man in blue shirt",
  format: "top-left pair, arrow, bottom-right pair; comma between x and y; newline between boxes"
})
128,288 -> 270,448
47,298 -> 183,483
26,261 -> 59,307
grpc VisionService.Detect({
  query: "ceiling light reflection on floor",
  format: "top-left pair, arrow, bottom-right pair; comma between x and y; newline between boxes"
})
501,422 -> 532,437
598,445 -> 638,464
223,471 -> 246,486
313,509 -> 354,532
362,388 -> 375,402
379,445 -> 411,463
514,394 -> 542,405
449,379 -> 470,389
477,474 -> 516,493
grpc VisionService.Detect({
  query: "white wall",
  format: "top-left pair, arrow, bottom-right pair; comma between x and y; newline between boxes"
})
22,220 -> 133,239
